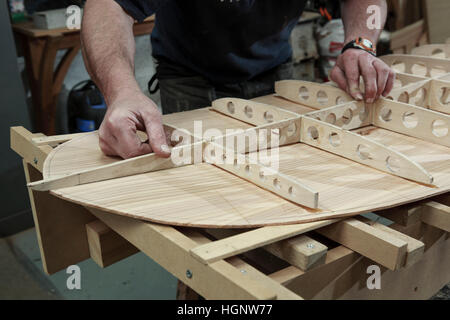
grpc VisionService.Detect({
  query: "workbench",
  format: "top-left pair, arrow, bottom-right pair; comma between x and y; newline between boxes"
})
10,45 -> 450,300
12,16 -> 155,136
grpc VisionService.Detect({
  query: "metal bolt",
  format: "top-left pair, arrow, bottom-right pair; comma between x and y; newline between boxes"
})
186,269 -> 193,279
306,243 -> 315,249
33,157 -> 38,165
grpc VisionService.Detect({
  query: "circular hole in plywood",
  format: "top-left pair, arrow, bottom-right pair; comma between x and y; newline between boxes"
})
264,111 -> 274,123
245,165 -> 250,174
342,108 -> 353,125
432,48 -> 444,58
227,101 -> 235,114
329,132 -> 341,147
287,123 -> 297,137
440,87 -> 450,106
317,90 -> 329,105
398,92 -> 409,104
259,170 -> 265,180
414,88 -> 427,106
273,178 -> 281,189
325,113 -> 337,125
336,96 -> 346,105
244,105 -> 253,118
411,63 -> 427,76
307,126 -> 319,140
402,111 -> 419,129
299,86 -> 309,100
392,61 -> 405,73
357,144 -> 371,160
379,107 -> 393,122
386,156 -> 400,173
288,186 -> 294,195
432,119 -> 449,137
233,158 -> 239,168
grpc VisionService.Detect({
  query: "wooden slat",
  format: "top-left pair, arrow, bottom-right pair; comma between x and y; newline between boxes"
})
373,98 -> 450,148
300,117 -> 434,185
190,220 -> 335,265
421,201 -> 450,232
181,229 -> 302,300
211,98 -> 299,126
205,228 -> 327,271
275,80 -> 354,109
376,204 -> 422,226
357,217 -> 425,267
89,208 -> 277,300
317,218 -> 408,270
32,132 -> 87,147
86,220 -> 139,268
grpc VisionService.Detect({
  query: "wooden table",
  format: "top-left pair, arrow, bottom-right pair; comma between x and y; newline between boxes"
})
12,16 -> 155,135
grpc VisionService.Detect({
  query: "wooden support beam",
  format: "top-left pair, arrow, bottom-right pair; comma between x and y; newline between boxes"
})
205,228 -> 327,271
86,220 -> 139,268
300,117 -> 434,185
376,204 -> 423,226
421,201 -> 450,232
357,217 -> 425,267
388,79 -> 431,107
274,80 -> 353,109
211,98 -> 299,126
206,142 -> 319,208
190,219 -> 335,265
181,229 -> 302,300
304,101 -> 372,130
28,141 -> 205,191
10,126 -> 53,171
317,218 -> 409,270
89,208 -> 279,300
373,98 -> 450,148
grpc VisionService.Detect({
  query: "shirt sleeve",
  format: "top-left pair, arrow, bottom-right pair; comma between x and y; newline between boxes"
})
114,0 -> 163,22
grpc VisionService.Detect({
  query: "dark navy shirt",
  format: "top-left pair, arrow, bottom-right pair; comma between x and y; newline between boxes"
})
114,0 -> 306,84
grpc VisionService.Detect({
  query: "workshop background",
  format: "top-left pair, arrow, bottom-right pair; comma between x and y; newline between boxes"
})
1,0 -> 449,299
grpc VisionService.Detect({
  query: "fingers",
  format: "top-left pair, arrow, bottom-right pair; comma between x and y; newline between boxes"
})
382,68 -> 396,97
359,55 -> 378,103
113,121 -> 153,159
143,110 -> 171,158
338,51 -> 364,101
330,65 -> 348,92
373,59 -> 392,99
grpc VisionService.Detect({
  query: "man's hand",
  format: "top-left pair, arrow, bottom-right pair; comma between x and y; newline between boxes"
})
330,49 -> 396,103
99,90 -> 171,159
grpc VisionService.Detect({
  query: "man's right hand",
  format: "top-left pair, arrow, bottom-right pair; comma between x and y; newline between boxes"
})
98,90 -> 171,159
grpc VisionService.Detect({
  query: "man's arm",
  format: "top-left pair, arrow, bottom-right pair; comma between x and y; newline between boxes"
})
330,0 -> 395,103
81,0 -> 170,159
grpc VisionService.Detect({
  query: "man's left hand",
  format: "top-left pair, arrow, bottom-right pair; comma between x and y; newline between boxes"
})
330,49 -> 396,103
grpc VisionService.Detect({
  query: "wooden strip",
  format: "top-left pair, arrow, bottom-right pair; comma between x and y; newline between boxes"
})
10,126 -> 53,171
300,117 -> 434,185
28,141 -> 205,191
275,80 -> 354,109
211,98 -> 299,126
190,219 -> 335,265
304,101 -> 372,130
86,220 -> 139,268
89,208 -> 277,300
381,54 -> 450,77
357,217 -> 425,267
181,229 -> 302,300
269,245 -> 359,286
216,117 -> 302,154
376,204 -> 422,226
388,79 -> 431,108
32,132 -> 87,147
421,201 -> 450,232
373,98 -> 450,148
204,228 -> 327,271
206,142 -> 319,208
411,44 -> 450,59
317,218 -> 408,270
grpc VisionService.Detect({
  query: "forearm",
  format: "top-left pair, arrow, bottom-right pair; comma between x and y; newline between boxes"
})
341,0 -> 387,44
81,0 -> 140,104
